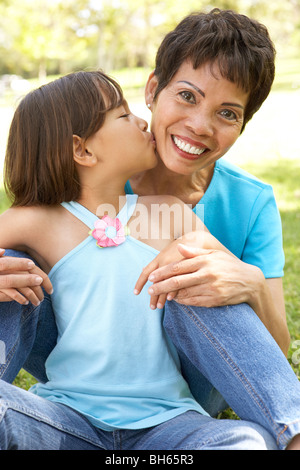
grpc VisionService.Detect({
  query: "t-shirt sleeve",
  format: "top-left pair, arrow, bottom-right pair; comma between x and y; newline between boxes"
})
241,186 -> 284,278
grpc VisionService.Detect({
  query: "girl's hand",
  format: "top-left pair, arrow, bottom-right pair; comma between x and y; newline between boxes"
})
0,249 -> 53,305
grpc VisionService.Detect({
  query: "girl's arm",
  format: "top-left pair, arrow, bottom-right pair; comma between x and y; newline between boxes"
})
0,210 -> 53,305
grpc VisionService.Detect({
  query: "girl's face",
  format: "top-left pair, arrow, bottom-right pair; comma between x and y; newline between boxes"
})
85,100 -> 157,178
146,61 -> 249,176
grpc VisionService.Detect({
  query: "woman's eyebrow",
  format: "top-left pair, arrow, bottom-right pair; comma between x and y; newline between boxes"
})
222,102 -> 245,110
177,81 -> 245,110
177,80 -> 205,98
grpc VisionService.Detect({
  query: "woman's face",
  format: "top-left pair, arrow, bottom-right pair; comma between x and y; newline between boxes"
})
146,61 -> 249,176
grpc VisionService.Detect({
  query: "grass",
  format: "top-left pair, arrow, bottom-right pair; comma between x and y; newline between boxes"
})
241,159 -> 300,365
1,56 -> 300,415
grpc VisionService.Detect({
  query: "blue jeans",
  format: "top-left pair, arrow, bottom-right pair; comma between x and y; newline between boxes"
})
163,302 -> 300,449
0,380 -> 277,450
0,250 -> 300,449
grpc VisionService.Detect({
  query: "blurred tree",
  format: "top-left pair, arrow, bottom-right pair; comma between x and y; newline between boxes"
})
0,0 -> 93,78
241,0 -> 300,55
0,0 -> 299,79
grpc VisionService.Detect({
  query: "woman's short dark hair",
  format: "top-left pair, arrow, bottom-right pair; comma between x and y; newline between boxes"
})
5,71 -> 123,206
154,8 -> 276,132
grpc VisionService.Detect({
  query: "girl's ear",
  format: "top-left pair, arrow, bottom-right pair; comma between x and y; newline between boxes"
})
73,135 -> 97,167
145,71 -> 158,110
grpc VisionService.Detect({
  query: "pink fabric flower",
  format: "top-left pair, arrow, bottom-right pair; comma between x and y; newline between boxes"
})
90,215 -> 126,248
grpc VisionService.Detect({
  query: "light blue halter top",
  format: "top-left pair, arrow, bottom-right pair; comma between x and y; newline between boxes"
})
31,195 -> 206,430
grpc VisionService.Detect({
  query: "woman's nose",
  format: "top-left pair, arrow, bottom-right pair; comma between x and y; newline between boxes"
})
186,109 -> 214,137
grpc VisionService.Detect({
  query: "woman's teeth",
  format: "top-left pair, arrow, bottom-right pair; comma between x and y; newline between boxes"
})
173,136 -> 206,155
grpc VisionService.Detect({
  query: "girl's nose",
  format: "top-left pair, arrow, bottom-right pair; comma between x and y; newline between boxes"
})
137,116 -> 148,131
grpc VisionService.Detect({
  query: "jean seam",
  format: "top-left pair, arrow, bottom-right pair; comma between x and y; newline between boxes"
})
277,419 -> 300,448
114,430 -> 122,450
20,302 -> 38,325
178,303 -> 282,439
1,399 -> 105,449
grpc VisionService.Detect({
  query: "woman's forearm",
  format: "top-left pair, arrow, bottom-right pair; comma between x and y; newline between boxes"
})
176,232 -> 290,354
246,270 -> 290,356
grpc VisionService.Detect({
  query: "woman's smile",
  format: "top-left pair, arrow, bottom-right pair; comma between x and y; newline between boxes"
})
171,135 -> 209,159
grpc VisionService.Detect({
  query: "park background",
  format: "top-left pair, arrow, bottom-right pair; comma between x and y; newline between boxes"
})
0,0 -> 299,406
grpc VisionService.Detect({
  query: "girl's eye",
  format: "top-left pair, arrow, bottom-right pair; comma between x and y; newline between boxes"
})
119,113 -> 130,119
220,109 -> 238,121
179,90 -> 196,104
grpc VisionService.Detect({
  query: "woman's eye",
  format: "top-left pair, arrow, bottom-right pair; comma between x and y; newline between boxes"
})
120,113 -> 130,118
220,109 -> 237,121
179,91 -> 196,104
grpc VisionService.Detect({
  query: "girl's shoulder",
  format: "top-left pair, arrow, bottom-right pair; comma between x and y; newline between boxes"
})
0,205 -> 60,262
3,204 -> 59,226
0,205 -> 64,248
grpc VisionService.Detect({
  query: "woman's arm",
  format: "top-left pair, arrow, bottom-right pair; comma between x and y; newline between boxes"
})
138,243 -> 290,356
134,195 -> 290,356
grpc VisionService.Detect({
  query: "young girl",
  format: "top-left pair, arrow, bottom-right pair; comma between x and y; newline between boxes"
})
0,70 -> 295,450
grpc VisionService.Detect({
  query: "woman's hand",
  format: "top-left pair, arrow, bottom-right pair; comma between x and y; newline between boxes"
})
0,249 -> 53,306
154,244 -> 261,307
134,240 -> 186,309
136,243 -> 290,355
135,243 -> 261,310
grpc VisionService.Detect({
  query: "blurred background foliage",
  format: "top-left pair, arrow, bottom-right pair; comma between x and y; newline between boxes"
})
0,0 -> 299,81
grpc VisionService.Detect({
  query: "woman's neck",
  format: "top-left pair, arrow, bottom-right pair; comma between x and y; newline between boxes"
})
129,161 -> 215,207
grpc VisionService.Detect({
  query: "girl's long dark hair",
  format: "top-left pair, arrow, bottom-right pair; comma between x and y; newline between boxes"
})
4,70 -> 123,206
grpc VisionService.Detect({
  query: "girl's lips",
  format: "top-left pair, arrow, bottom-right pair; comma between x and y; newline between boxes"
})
148,132 -> 156,146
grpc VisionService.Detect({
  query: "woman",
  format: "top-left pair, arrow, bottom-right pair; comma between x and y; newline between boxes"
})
1,9 -> 300,449
132,9 -> 288,353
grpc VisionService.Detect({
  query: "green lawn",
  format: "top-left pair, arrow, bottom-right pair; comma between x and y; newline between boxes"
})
0,57 -> 299,411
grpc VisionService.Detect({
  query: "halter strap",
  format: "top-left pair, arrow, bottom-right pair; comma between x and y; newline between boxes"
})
61,194 -> 138,229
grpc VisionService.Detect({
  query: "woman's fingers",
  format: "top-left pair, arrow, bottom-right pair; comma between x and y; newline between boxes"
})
134,260 -> 160,295
0,288 -> 29,304
0,284 -> 48,306
28,265 -> 53,295
0,254 -> 36,274
0,252 -> 53,304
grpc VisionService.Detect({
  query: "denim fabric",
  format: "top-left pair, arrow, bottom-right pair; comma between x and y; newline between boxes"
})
0,250 -> 57,384
164,301 -> 300,449
0,250 -> 299,450
0,380 -> 277,450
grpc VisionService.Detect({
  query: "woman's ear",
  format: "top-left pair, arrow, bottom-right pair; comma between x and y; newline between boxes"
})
73,135 -> 97,167
145,71 -> 158,110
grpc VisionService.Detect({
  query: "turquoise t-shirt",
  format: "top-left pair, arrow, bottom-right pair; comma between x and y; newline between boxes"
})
125,159 -> 284,278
